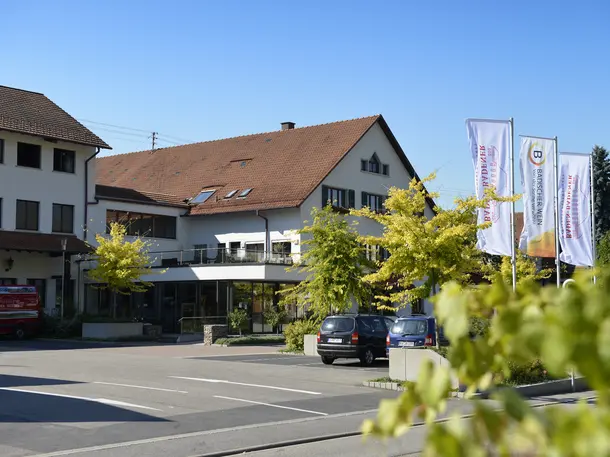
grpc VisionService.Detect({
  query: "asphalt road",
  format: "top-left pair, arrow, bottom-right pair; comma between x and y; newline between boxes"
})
0,340 -> 402,457
0,340 -> 596,457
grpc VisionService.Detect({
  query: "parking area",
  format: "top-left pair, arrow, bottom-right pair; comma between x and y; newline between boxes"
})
0,340 -> 395,457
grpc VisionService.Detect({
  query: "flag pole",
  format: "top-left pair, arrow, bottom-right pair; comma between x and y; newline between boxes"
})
509,118 -> 517,291
590,152 -> 597,284
554,136 -> 561,287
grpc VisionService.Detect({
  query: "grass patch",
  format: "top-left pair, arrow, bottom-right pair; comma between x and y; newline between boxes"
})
214,335 -> 285,346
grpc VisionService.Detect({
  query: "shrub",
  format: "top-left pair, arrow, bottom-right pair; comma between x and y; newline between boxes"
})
501,359 -> 553,386
469,316 -> 491,338
264,304 -> 288,334
228,308 -> 249,335
41,313 -> 82,338
283,319 -> 319,352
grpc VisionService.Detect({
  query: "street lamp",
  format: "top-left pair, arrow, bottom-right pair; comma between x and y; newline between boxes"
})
61,238 -> 67,321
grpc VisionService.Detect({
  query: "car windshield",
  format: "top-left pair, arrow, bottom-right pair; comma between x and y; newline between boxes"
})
391,319 -> 428,336
321,317 -> 355,332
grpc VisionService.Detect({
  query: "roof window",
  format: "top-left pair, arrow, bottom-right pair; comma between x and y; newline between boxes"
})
225,190 -> 238,199
238,188 -> 253,198
191,190 -> 216,204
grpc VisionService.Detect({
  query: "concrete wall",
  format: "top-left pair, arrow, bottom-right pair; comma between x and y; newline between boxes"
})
389,348 -> 458,389
0,130 -> 96,236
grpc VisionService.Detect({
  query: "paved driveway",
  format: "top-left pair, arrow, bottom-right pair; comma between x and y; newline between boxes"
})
0,340 -> 393,457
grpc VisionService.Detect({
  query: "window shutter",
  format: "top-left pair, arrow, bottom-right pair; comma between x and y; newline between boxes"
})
348,189 -> 355,208
361,159 -> 367,171
382,164 -> 389,176
322,186 -> 329,207
361,192 -> 368,208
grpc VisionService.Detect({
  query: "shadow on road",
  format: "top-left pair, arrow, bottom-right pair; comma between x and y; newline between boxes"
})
0,339 -> 171,352
0,373 -> 83,388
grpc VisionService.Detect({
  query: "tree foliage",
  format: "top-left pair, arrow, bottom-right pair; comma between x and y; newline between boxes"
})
228,308 -> 248,336
592,145 -> 610,242
351,173 -> 504,308
482,253 -> 552,286
598,231 -> 610,266
87,222 -> 159,317
363,269 -> 610,456
278,204 -> 373,321
264,303 -> 287,334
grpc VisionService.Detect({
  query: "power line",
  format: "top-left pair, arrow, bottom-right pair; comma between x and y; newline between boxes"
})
80,118 -> 195,145
78,118 -> 151,134
85,125 -> 150,139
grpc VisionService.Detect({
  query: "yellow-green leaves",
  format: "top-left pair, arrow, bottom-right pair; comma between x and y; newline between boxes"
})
87,222 -> 161,296
364,268 -> 610,456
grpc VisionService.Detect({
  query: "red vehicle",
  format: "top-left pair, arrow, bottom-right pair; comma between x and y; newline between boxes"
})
0,285 -> 43,339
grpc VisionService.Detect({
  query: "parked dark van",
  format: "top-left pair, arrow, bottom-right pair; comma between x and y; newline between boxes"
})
317,314 -> 391,366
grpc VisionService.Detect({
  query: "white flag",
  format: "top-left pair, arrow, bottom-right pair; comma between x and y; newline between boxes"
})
558,154 -> 593,266
519,137 -> 556,257
466,119 -> 512,256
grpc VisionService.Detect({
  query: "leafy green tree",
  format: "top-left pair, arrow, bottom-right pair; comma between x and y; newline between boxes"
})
228,308 -> 248,336
278,204 -> 373,321
597,231 -> 610,266
363,269 -> 610,456
593,145 -> 610,242
483,253 -> 552,286
264,303 -> 287,334
351,173 -> 504,309
87,222 -> 160,318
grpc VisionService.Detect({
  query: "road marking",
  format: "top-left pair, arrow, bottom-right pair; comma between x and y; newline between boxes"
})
169,376 -> 322,395
214,395 -> 328,416
93,381 -> 188,394
0,387 -> 162,411
24,408 -> 378,457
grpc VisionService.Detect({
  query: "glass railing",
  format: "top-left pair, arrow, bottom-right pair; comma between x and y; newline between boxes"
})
149,247 -> 296,268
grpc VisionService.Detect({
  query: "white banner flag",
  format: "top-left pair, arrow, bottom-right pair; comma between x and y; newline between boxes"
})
558,153 -> 593,266
466,119 -> 512,256
518,137 -> 556,257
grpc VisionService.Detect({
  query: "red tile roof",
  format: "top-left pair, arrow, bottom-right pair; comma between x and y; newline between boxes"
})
95,185 -> 189,208
0,231 -> 92,254
0,85 -> 110,149
96,115 -> 434,215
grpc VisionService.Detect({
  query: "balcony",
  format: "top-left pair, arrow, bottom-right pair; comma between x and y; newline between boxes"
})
150,247 -> 295,268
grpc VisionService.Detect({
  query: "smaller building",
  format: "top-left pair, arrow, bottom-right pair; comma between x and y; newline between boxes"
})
0,85 -> 111,314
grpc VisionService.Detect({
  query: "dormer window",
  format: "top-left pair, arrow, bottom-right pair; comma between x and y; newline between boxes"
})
225,190 -> 238,199
191,189 -> 216,204
361,153 -> 389,176
238,188 -> 253,198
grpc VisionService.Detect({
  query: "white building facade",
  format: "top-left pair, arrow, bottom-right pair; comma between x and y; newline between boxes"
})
0,85 -> 110,316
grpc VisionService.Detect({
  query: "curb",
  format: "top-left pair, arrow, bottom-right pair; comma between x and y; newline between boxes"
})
364,377 -> 590,399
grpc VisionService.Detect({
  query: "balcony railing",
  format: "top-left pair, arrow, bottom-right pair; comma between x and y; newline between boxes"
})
149,247 -> 295,268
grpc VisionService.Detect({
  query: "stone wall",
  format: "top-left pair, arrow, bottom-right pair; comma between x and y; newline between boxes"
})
203,324 -> 228,346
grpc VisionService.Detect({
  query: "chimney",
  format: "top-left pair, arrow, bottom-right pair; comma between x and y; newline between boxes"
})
281,121 -> 295,131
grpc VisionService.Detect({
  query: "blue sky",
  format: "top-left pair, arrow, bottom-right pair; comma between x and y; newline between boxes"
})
2,0 -> 608,208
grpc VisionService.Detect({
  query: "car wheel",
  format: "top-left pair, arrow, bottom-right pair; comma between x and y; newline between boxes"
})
360,348 -> 375,367
14,325 -> 26,340
321,356 -> 335,365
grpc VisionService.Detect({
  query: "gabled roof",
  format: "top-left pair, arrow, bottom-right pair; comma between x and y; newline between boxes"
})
96,115 -> 434,215
95,185 -> 189,209
0,85 -> 110,149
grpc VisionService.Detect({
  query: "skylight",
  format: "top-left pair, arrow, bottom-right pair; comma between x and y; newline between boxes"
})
225,190 -> 238,199
191,190 -> 215,204
238,188 -> 253,198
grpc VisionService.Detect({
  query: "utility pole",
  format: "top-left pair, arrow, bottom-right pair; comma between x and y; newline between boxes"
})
151,131 -> 158,150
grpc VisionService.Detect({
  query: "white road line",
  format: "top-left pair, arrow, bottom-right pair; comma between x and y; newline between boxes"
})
214,395 -> 328,416
24,408 -> 378,457
93,381 -> 188,394
0,387 -> 162,411
169,376 -> 322,395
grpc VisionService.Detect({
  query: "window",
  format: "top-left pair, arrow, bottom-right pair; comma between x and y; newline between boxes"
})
53,148 -> 75,173
225,190 -> 238,199
191,190 -> 215,204
16,200 -> 39,231
193,244 -> 207,263
52,204 -> 74,233
0,278 -> 17,285
361,192 -> 386,212
0,138 -> 4,163
238,188 -> 253,198
106,210 -> 176,239
17,143 -> 41,168
365,244 -> 390,262
272,241 -> 291,256
322,186 -> 355,210
361,153 -> 388,176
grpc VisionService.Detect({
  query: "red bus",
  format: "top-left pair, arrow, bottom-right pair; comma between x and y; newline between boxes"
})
0,285 -> 43,339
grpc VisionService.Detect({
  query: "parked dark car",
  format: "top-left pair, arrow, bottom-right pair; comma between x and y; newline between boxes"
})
386,315 -> 448,356
317,314 -> 391,366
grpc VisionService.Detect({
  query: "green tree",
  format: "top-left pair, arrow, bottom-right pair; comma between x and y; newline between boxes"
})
278,204 -> 373,322
351,173 -> 501,309
87,222 -> 160,318
598,231 -> 610,266
363,269 -> 610,456
264,303 -> 287,334
228,308 -> 248,336
593,145 -> 610,242
483,253 -> 552,286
